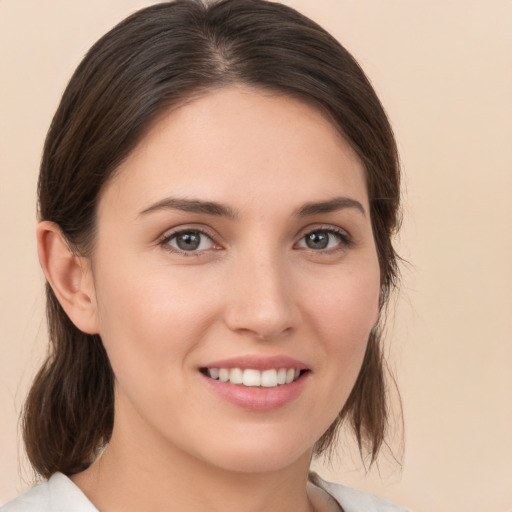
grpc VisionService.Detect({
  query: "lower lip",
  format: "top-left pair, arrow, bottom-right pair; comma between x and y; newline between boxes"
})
201,372 -> 309,411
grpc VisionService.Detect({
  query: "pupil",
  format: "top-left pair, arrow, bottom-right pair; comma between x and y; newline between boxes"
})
177,231 -> 200,250
306,232 -> 328,249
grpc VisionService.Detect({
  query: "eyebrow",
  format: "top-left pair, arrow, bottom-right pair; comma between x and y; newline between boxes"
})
139,196 -> 365,219
139,197 -> 238,218
295,197 -> 366,217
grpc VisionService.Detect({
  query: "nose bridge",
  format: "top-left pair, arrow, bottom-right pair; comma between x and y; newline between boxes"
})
224,240 -> 297,339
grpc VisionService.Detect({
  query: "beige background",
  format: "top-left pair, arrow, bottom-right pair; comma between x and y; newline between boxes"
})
1,1 -> 511,511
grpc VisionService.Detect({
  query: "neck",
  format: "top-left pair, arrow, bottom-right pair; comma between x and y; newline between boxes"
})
72,405 -> 315,512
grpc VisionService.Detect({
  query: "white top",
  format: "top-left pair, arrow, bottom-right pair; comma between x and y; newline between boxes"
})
1,472 -> 408,512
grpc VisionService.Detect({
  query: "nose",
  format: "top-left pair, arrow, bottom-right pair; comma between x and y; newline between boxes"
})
223,249 -> 299,341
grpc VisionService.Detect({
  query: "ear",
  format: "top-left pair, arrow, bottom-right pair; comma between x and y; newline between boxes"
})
37,221 -> 99,334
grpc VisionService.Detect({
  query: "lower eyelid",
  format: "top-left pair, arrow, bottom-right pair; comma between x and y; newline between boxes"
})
297,229 -> 352,249
160,229 -> 218,252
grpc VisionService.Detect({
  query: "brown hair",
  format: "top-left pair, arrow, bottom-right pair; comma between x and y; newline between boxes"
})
23,0 -> 401,478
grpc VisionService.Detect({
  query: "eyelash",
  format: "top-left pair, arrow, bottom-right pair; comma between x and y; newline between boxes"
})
158,226 -> 353,257
158,228 -> 219,257
298,227 -> 353,252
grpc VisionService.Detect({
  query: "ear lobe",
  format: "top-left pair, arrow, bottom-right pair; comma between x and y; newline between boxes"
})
37,221 -> 99,334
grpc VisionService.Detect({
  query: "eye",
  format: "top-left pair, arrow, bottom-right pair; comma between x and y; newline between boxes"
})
163,229 -> 216,253
296,228 -> 350,250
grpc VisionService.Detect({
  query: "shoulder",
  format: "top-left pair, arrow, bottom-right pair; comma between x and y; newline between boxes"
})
309,472 -> 409,512
1,473 -> 98,512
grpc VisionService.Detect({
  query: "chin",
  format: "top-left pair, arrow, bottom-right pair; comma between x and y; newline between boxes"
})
194,430 -> 315,475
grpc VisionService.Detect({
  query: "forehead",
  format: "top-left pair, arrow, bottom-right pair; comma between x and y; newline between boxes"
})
99,85 -> 368,220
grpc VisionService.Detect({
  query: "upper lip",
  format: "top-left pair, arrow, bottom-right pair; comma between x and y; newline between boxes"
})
201,355 -> 309,371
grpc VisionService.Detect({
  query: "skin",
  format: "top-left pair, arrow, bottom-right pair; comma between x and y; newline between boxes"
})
39,85 -> 380,512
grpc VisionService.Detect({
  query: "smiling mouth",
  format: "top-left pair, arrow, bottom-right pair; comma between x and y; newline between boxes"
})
200,367 -> 308,388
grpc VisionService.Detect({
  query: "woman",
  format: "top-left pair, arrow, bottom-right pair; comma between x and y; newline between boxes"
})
2,0 -> 404,511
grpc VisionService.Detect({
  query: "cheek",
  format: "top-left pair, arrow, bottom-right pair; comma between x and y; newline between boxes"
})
306,266 -> 380,386
311,267 -> 380,341
91,265 -> 224,431
92,259 -> 222,374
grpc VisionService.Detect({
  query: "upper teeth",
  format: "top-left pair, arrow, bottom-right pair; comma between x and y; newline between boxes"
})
207,368 -> 301,387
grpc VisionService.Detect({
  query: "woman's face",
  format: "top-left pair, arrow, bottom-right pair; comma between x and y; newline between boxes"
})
88,86 -> 380,474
